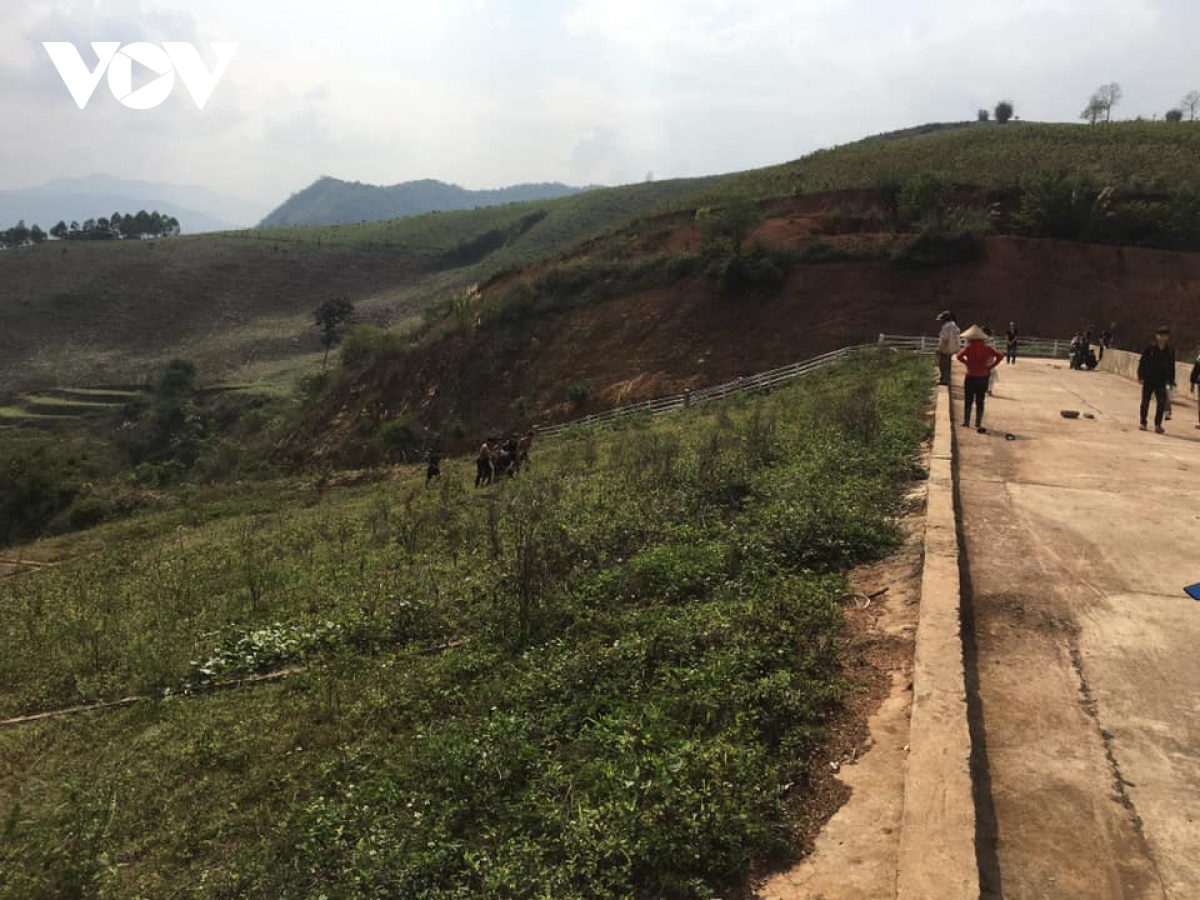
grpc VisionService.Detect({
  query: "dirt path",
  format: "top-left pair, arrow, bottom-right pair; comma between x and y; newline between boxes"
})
957,360 -> 1200,899
759,484 -> 926,900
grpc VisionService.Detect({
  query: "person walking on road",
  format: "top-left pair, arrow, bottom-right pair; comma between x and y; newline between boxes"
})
956,325 -> 1005,432
1005,322 -> 1019,365
1138,325 -> 1177,434
937,311 -> 961,386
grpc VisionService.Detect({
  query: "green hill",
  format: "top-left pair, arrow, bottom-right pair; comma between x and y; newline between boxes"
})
259,176 -> 593,228
705,120 -> 1200,202
0,356 -> 931,900
0,177 -> 722,394
6,121 -> 1200,398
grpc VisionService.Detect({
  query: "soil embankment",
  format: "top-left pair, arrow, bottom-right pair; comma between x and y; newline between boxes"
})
306,235 -> 1200,462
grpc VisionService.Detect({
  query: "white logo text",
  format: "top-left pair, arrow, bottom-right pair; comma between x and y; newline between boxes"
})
43,41 -> 238,110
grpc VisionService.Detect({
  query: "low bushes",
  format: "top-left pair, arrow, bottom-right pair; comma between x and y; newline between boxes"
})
0,354 -> 933,899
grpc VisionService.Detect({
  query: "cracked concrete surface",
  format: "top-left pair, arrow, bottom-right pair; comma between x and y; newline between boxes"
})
957,359 -> 1200,899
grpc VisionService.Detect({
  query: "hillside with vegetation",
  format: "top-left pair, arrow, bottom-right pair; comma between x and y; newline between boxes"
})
0,357 -> 931,899
5,121 -> 1200,401
0,177 -> 723,396
259,176 -> 593,227
706,120 -> 1200,203
5,115 -> 1200,898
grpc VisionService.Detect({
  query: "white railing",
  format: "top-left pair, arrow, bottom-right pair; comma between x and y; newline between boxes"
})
536,333 -> 1070,438
876,333 -> 1071,359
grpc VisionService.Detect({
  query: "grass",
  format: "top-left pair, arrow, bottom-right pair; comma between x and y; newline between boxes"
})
48,389 -> 142,401
0,354 -> 932,900
0,407 -> 62,422
19,396 -> 123,413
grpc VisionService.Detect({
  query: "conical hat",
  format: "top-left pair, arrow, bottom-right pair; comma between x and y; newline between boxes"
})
961,325 -> 988,341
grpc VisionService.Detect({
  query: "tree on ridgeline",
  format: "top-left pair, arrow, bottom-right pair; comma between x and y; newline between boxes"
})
6,210 -> 185,242
1085,83 -> 1122,123
1081,95 -> 1105,125
1183,90 -> 1200,121
995,101 -> 1014,124
314,297 -> 356,368
977,108 -> 990,122
1166,109 -> 1184,123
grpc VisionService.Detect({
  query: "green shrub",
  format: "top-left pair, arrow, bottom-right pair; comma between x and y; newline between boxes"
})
566,381 -> 593,406
622,542 -> 729,604
0,438 -> 111,545
1016,171 -> 1096,239
378,417 -> 420,460
897,172 -> 949,226
891,206 -> 988,268
340,324 -> 406,369
294,370 -> 331,401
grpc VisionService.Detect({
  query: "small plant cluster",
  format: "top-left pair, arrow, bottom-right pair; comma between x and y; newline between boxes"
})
481,253 -> 705,327
181,620 -> 347,689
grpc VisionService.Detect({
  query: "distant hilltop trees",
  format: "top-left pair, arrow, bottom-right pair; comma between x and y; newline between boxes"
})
0,210 -> 181,249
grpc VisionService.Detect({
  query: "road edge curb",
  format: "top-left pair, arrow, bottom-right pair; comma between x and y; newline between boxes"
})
896,383 -> 980,899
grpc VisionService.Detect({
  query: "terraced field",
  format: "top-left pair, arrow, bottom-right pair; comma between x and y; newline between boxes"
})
0,387 -> 143,429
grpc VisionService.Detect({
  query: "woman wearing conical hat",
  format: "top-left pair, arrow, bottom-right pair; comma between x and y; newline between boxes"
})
955,325 -> 1005,433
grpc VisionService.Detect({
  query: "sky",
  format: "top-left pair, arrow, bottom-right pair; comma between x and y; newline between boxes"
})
3,0 -> 1199,217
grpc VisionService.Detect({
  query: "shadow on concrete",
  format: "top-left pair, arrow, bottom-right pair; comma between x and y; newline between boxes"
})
951,418 -> 1005,899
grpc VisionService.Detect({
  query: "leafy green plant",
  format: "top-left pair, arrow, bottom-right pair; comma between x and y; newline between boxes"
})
566,381 -> 593,406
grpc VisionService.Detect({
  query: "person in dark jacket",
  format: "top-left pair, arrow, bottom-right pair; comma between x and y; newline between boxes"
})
1190,355 -> 1200,430
475,440 -> 493,488
1005,322 -> 1019,365
1138,325 -> 1177,433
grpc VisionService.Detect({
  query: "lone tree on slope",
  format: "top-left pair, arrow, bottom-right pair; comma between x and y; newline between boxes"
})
1183,90 -> 1200,121
1166,109 -> 1185,123
1081,96 -> 1106,125
995,101 -> 1014,124
1090,83 -> 1123,122
977,108 -> 990,122
314,297 -> 356,368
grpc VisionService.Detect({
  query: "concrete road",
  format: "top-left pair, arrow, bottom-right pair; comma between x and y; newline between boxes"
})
956,359 -> 1200,899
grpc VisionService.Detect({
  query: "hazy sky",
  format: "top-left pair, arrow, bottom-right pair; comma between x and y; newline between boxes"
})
4,0 -> 1199,214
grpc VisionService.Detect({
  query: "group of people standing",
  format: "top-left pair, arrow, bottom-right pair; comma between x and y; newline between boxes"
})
1068,325 -> 1114,370
475,432 -> 535,487
937,310 -> 1200,435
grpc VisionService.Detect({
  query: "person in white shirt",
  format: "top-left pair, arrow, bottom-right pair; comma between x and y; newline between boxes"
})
936,311 -> 961,386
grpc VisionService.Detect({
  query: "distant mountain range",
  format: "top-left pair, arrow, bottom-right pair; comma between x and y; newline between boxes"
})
0,175 -> 263,234
258,177 -> 595,228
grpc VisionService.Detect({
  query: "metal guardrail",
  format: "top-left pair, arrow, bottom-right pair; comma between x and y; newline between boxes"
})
536,333 -> 1071,438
